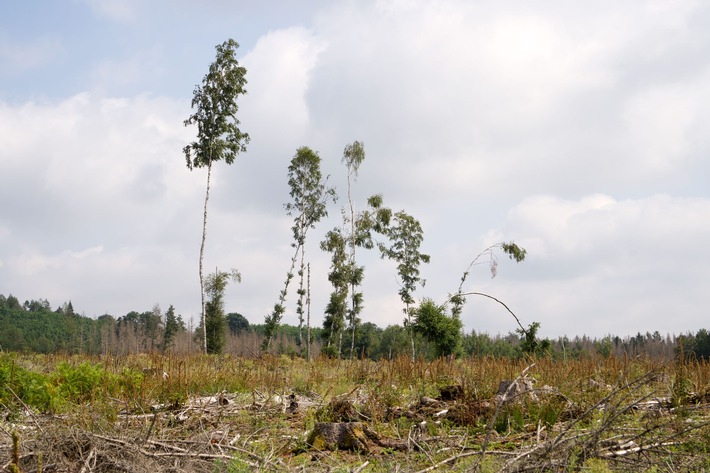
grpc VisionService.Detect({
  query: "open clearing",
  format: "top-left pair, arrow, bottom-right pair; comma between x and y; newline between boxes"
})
1,354 -> 709,472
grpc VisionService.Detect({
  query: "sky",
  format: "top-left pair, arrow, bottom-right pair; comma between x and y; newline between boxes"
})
1,0 -> 709,339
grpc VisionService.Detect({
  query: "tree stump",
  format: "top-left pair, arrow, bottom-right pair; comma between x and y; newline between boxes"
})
496,378 -> 537,403
306,422 -> 409,453
307,422 -> 374,452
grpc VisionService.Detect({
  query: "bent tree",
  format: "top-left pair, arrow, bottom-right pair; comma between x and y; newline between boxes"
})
448,242 -> 527,320
183,39 -> 250,354
446,242 -> 534,347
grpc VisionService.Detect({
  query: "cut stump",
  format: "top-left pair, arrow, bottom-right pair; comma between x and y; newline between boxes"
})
307,422 -> 408,453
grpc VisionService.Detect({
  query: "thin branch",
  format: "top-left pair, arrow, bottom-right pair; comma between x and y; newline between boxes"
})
456,291 -> 526,333
5,385 -> 44,433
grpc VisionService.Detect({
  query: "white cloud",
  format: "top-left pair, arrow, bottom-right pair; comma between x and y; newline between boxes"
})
0,93 -> 197,224
241,27 -> 325,136
468,194 -> 710,337
3,0 -> 710,340
622,68 -> 710,174
0,92 -> 205,311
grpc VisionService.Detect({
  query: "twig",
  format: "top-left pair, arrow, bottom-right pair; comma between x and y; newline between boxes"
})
5,385 -> 44,433
143,412 -> 158,445
142,450 -> 254,463
0,419 -> 12,439
352,460 -> 370,473
78,447 -> 96,473
412,450 -> 482,473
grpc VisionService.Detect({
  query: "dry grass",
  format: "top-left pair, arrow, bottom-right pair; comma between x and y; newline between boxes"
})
1,353 -> 708,472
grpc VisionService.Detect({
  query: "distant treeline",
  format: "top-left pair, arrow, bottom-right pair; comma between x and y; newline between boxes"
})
1,294 -> 709,361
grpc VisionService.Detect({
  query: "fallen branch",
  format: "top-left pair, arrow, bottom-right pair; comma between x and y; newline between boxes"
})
5,385 -> 44,434
600,441 -> 681,458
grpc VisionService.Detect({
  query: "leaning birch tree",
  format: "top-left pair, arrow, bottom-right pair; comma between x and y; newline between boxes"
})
183,39 -> 250,354
262,146 -> 335,351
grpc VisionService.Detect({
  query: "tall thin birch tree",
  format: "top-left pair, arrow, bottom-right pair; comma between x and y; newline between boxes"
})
342,142 -> 365,359
183,39 -> 250,354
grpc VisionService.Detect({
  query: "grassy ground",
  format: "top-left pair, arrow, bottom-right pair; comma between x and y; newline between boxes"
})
1,353 -> 708,472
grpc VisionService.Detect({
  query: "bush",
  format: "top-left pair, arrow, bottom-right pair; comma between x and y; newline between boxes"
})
413,299 -> 462,359
0,354 -> 52,411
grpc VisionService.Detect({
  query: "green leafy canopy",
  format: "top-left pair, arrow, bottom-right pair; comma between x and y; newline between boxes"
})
183,39 -> 250,170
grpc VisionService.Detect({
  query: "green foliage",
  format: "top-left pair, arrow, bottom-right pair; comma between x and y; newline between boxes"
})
342,141 -> 366,359
517,322 -> 551,357
342,141 -> 365,177
501,242 -> 527,263
378,325 -> 412,360
285,146 -> 336,246
377,211 -> 430,308
376,209 -> 430,358
351,322 -> 381,359
285,146 -> 336,351
53,361 -> 107,405
140,305 -> 163,351
0,301 -> 101,354
226,312 -> 249,334
320,345 -> 340,359
679,328 -> 710,361
0,354 -> 52,411
262,298 -> 288,352
320,143 -> 385,359
162,305 -> 180,352
10,430 -> 20,473
413,299 -> 462,359
494,404 -> 525,433
205,269 -> 241,355
463,330 -> 519,358
183,38 -> 250,170
0,356 -> 130,413
321,227 -> 349,356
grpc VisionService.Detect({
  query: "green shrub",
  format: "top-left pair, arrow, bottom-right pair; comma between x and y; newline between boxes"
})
53,361 -> 107,404
0,354 -> 53,411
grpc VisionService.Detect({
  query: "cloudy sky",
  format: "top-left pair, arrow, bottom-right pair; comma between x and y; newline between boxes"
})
1,0 -> 709,339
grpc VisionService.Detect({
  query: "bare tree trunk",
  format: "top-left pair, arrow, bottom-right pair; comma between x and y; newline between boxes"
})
347,169 -> 357,360
199,163 -> 212,355
265,244 -> 300,351
297,239 -> 305,348
338,328 -> 345,358
408,303 -> 415,361
306,263 -> 312,362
